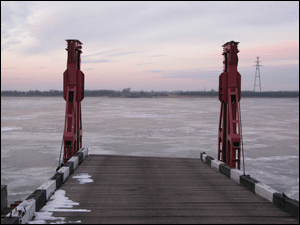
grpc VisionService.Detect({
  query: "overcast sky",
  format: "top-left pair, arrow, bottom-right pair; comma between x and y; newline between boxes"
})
1,1 -> 299,91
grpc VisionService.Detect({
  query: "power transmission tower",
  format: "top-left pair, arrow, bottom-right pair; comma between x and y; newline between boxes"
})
253,57 -> 262,92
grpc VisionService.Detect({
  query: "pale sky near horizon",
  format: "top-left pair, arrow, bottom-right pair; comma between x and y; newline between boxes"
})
1,1 -> 299,92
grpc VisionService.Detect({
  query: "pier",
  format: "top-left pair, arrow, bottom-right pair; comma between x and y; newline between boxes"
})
2,148 -> 298,224
47,154 -> 298,224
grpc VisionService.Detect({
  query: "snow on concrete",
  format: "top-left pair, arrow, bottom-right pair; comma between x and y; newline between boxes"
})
72,173 -> 93,184
28,189 -> 90,224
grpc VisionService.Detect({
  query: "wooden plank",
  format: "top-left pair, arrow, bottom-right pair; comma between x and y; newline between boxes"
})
38,155 -> 298,224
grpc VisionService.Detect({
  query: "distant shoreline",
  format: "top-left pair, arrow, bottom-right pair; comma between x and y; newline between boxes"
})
1,90 -> 299,98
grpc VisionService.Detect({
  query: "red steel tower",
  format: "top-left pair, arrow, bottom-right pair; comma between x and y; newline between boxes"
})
218,41 -> 241,169
63,40 -> 85,164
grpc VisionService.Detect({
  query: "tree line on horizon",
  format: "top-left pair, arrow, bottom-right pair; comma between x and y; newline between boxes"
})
1,89 -> 299,98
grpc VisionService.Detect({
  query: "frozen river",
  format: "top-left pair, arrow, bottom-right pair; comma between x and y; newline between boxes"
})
1,97 -> 299,204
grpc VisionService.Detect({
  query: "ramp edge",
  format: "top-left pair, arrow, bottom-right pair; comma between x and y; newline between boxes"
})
200,152 -> 299,220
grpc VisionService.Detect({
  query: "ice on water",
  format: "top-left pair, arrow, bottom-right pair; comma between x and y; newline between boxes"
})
1,126 -> 22,132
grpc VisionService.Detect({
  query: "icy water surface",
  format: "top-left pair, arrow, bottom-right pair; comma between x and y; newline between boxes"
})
1,97 -> 299,204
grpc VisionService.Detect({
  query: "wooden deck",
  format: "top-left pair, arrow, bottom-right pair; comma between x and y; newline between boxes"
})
36,154 -> 298,224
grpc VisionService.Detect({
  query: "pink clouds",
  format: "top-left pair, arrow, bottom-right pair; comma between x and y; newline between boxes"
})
240,40 -> 299,64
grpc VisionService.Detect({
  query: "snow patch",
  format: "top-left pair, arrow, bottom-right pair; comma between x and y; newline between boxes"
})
72,173 -> 93,184
1,127 -> 22,132
28,189 -> 90,224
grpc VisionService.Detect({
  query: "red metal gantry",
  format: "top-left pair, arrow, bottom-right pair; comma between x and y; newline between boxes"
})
218,41 -> 241,169
63,40 -> 85,164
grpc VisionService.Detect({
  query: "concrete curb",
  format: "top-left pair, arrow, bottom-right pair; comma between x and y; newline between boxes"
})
200,152 -> 299,219
5,199 -> 36,224
3,147 -> 89,224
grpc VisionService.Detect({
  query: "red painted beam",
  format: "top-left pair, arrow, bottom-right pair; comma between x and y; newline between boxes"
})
218,41 -> 241,169
63,40 -> 85,164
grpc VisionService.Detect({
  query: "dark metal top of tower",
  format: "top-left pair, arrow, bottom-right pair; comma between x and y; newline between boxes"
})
65,39 -> 83,44
222,40 -> 239,47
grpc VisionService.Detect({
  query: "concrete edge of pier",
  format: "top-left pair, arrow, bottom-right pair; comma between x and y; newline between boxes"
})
1,147 -> 89,224
200,152 -> 299,220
